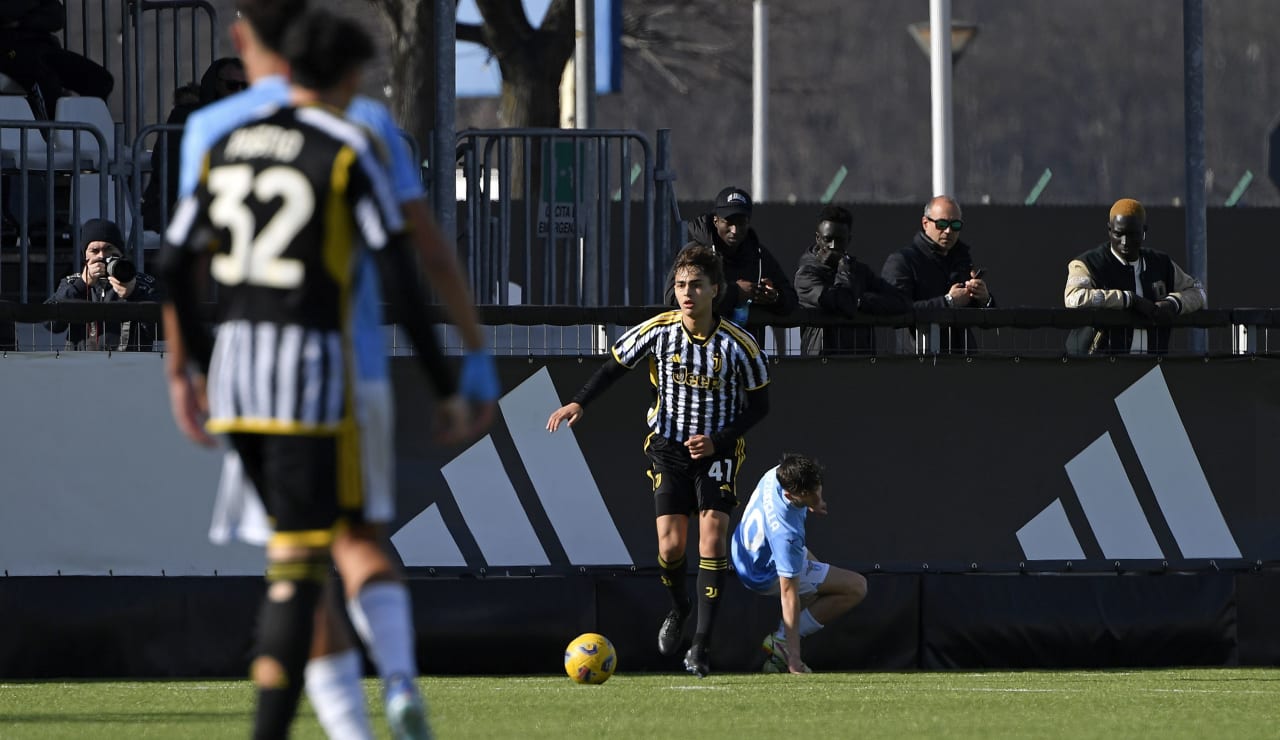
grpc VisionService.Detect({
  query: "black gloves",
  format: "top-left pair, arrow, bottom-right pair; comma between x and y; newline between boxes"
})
1154,299 -> 1179,319
1131,294 -> 1179,320
1130,295 -> 1158,319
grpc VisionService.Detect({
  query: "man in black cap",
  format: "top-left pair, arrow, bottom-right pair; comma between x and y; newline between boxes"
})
45,218 -> 162,351
668,186 -> 796,343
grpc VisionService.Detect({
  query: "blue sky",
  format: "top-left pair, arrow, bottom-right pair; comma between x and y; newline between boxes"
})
456,0 -> 619,97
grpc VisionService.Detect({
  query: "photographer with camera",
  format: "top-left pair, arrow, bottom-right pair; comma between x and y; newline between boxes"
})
794,205 -> 907,355
45,218 -> 162,351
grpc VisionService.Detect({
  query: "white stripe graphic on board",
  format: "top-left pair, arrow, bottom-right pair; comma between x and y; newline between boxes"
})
1016,499 -> 1085,560
500,368 -> 632,565
1114,367 -> 1241,558
1065,433 -> 1163,558
391,503 -> 467,567
441,435 -> 550,566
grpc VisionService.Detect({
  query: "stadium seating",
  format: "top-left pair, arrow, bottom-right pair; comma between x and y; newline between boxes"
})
53,96 -> 117,223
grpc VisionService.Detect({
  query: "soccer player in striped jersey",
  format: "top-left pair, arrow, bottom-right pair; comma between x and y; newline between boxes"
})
161,12 -> 452,739
172,2 -> 494,738
547,244 -> 772,678
730,453 -> 867,674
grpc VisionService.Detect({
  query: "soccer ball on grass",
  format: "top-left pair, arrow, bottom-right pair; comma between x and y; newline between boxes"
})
564,633 -> 617,684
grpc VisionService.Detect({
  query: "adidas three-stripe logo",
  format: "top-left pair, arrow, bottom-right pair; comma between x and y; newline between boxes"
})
391,368 -> 634,567
1018,366 -> 1240,560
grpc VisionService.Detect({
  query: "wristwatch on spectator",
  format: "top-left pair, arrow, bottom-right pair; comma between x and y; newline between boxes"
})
943,294 -> 954,307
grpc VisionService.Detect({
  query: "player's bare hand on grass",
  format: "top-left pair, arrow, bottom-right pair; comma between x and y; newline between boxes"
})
546,403 -> 583,432
789,658 -> 813,674
684,434 -> 716,459
169,373 -> 214,448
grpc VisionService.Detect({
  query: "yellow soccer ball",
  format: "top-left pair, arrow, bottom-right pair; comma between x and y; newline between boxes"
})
563,633 -> 617,684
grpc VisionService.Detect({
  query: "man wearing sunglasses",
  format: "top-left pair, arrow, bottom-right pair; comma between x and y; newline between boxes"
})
882,195 -> 993,352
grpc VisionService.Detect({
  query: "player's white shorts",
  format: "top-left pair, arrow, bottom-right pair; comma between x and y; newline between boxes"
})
209,379 -> 395,545
758,559 -> 831,599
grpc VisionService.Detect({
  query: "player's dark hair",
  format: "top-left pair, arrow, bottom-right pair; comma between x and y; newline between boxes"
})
671,243 -> 725,293
281,10 -> 375,91
776,454 -> 824,496
235,0 -> 306,52
818,204 -> 852,227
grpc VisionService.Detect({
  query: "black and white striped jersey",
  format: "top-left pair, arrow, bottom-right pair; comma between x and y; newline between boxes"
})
166,103 -> 403,434
611,311 -> 771,442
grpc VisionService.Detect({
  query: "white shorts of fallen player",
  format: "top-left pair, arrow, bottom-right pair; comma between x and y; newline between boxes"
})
757,559 -> 831,601
208,379 -> 395,546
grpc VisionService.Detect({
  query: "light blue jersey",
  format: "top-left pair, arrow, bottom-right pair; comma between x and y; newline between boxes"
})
731,466 -> 809,593
178,77 -> 422,382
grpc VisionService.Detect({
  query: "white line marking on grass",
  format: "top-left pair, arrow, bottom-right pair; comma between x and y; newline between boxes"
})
1143,688 -> 1272,695
942,681 -> 1059,686
668,685 -> 725,690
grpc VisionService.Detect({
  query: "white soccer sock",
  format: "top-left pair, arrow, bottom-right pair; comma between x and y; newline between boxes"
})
348,581 -> 419,683
304,649 -> 374,740
775,609 -> 824,642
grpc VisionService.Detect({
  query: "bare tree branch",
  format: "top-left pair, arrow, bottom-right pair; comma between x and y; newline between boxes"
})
457,22 -> 486,47
621,0 -> 753,91
474,0 -> 534,50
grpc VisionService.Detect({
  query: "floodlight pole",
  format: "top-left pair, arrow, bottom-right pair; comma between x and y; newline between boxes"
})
434,0 -> 457,245
752,0 -> 768,201
1184,0 -> 1207,352
575,0 -> 596,129
930,0 -> 954,197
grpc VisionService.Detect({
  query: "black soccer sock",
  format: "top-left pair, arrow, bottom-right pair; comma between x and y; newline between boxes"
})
658,555 -> 690,613
251,557 -> 328,740
693,557 -> 729,646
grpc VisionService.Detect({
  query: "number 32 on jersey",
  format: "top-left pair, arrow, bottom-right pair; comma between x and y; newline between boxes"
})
207,163 -> 312,289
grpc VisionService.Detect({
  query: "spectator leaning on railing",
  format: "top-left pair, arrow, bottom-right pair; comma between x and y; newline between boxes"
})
881,195 -> 993,353
1064,198 -> 1206,355
794,204 -> 907,356
668,186 -> 797,345
44,218 -> 162,351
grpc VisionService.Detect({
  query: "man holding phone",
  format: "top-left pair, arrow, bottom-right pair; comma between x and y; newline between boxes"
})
669,186 -> 797,346
882,195 -> 995,352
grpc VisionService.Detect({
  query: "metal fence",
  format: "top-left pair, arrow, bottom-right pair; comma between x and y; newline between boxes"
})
63,0 -> 219,142
0,120 -> 112,303
4,304 -> 1280,359
457,128 -> 682,307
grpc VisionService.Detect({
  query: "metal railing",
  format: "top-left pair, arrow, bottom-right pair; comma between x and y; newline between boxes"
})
61,0 -> 219,142
4,304 -> 1280,359
126,0 -> 219,141
127,122 -> 185,265
457,128 -> 667,306
1,120 -> 112,303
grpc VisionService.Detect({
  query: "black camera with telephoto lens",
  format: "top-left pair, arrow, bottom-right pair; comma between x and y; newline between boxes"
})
105,256 -> 136,283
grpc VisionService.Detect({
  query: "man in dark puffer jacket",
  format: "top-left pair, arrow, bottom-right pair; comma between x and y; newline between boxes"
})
794,205 -> 906,355
881,195 -> 993,353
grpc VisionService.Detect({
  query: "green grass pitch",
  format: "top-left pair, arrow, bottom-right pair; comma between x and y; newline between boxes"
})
2,669 -> 1278,738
